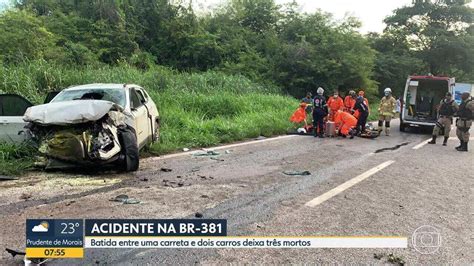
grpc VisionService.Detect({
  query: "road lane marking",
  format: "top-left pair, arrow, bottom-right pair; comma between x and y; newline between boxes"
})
412,139 -> 430,150
449,137 -> 474,140
305,160 -> 395,208
148,135 -> 298,161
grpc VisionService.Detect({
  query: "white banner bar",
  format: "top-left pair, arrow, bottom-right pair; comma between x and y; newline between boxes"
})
85,237 -> 407,249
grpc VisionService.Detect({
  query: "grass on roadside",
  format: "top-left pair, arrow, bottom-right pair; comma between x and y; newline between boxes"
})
0,60 -> 298,174
0,141 -> 36,176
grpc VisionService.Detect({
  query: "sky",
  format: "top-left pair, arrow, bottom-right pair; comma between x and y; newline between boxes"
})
1,0 -> 472,33
195,0 -> 415,33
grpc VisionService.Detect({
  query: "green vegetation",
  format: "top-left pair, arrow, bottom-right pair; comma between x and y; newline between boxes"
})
0,61 -> 296,173
0,0 -> 472,174
0,141 -> 36,175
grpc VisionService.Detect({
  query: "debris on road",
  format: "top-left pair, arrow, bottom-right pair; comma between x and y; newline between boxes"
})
161,168 -> 173,172
387,253 -> 405,265
183,148 -> 190,152
256,136 -> 267,140
210,157 -> 224,161
110,194 -> 141,204
283,170 -> 311,176
193,150 -> 220,157
19,193 -> 32,200
191,167 -> 200,172
123,199 -> 141,204
65,200 -> 76,206
225,150 -> 232,154
5,248 -> 26,258
201,195 -> 209,198
198,175 -> 214,180
373,253 -> 384,260
195,212 -> 203,218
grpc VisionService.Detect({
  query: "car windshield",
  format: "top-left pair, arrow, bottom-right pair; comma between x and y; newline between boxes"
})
51,88 -> 126,107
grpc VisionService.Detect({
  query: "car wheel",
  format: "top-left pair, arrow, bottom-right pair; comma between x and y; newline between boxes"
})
118,126 -> 139,172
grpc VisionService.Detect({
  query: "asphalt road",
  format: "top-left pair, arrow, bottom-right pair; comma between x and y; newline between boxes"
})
1,119 -> 473,265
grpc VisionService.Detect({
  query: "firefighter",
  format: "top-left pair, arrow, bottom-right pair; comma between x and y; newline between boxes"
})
327,91 -> 344,121
378,88 -> 397,136
353,96 -> 369,136
344,90 -> 356,113
428,92 -> 458,146
454,92 -> 474,152
334,110 -> 357,138
312,87 -> 328,138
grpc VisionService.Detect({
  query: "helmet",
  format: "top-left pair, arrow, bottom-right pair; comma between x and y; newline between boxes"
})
384,88 -> 392,94
317,87 -> 324,95
349,90 -> 356,96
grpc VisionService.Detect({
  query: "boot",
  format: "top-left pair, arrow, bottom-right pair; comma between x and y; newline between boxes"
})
319,132 -> 325,138
458,141 -> 468,152
349,129 -> 355,139
428,135 -> 437,144
385,127 -> 390,136
442,137 -> 449,146
455,141 -> 464,151
455,141 -> 463,150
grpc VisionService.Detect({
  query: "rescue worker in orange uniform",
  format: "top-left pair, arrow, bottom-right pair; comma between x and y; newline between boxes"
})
334,110 -> 357,138
327,91 -> 344,121
344,90 -> 357,113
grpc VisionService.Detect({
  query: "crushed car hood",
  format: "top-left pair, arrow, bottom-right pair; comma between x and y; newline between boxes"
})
23,100 -> 124,125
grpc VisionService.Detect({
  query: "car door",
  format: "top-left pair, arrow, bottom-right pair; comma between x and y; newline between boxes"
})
129,88 -> 150,148
0,94 -> 33,142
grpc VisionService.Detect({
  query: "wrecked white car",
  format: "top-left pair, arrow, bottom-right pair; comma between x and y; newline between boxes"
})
5,83 -> 159,171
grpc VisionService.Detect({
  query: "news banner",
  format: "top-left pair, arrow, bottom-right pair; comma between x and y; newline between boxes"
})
26,219 -> 407,259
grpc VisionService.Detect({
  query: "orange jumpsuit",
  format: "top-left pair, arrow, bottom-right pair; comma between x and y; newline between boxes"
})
327,96 -> 344,121
344,96 -> 356,113
290,103 -> 307,123
334,110 -> 357,136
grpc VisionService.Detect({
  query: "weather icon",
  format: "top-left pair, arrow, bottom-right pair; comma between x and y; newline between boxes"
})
32,221 -> 49,232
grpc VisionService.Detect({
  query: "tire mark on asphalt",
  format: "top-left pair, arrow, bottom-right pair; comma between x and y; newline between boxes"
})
374,142 -> 410,153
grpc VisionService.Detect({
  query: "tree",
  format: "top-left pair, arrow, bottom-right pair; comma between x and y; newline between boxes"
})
384,0 -> 474,81
0,9 -> 57,63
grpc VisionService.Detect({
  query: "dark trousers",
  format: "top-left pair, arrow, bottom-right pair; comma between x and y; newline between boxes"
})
313,109 -> 326,136
356,113 -> 368,134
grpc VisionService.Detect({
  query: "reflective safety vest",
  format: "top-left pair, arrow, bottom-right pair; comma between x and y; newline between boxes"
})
438,99 -> 456,116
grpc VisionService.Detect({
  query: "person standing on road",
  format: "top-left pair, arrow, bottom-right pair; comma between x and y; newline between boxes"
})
353,96 -> 369,136
301,92 -> 313,125
327,91 -> 344,121
454,92 -> 474,152
313,87 -> 328,138
377,88 -> 397,136
344,90 -> 357,113
428,92 -> 458,146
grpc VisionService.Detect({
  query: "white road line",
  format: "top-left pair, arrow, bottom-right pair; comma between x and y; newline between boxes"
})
412,139 -> 430,150
449,137 -> 474,140
305,160 -> 395,208
147,135 -> 298,161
